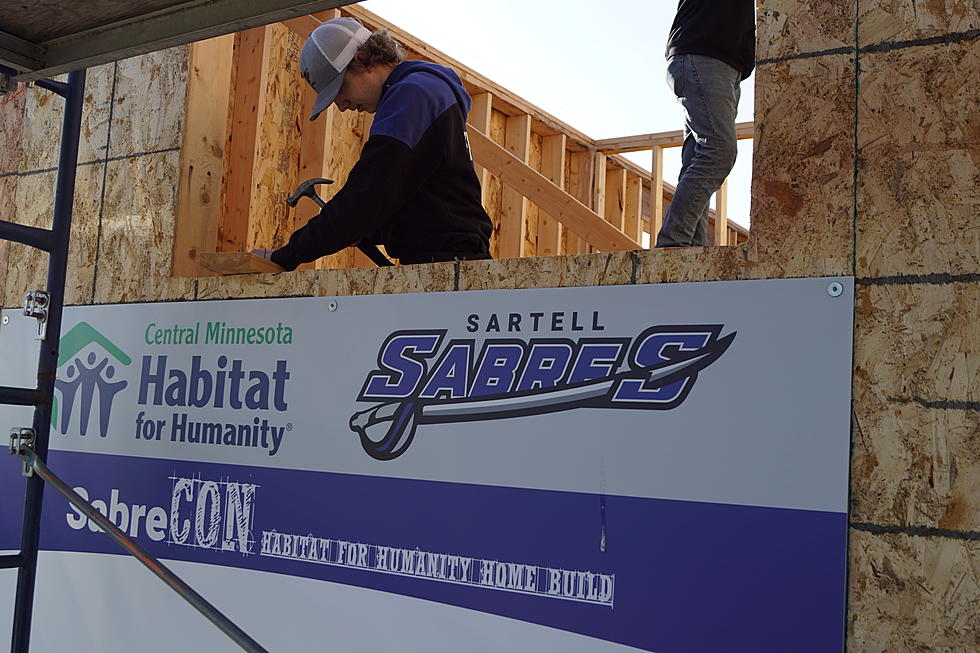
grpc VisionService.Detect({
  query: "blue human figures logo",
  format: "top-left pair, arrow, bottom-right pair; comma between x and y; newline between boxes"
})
53,322 -> 131,437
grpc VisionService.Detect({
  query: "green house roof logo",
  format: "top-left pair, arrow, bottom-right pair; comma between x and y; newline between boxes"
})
54,322 -> 131,437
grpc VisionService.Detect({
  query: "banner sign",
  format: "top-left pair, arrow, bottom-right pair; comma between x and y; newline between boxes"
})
0,277 -> 854,652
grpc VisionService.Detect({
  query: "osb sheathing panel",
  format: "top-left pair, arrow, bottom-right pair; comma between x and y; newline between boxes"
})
109,46 -> 189,158
316,262 -> 455,297
93,151 -> 194,304
457,252 -> 633,291
856,41 -> 980,278
855,283 -> 979,403
851,396 -> 979,531
246,25 -> 303,253
17,64 -> 114,172
3,165 -> 103,308
859,0 -> 979,46
847,530 -> 979,652
197,270 -> 318,301
0,85 -> 26,174
757,0 -> 854,60
634,246 -> 768,285
746,54 -> 854,277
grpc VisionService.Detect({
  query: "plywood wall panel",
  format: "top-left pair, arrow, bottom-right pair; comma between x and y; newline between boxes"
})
851,396 -> 979,531
17,64 -> 114,172
757,0 -> 854,61
110,46 -> 189,157
93,151 -> 194,303
246,25 -> 304,253
0,85 -> 26,174
856,42 -> 980,278
847,531 -> 979,652
457,252 -> 632,292
858,0 -> 979,46
3,165 -> 103,307
634,246 -> 764,285
4,171 -> 52,307
854,283 -> 978,404
197,270 -> 318,300
0,176 -> 17,307
317,262 -> 455,297
747,55 -> 854,277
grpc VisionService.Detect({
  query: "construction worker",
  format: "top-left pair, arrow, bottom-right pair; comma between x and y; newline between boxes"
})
267,17 -> 493,270
655,0 -> 755,248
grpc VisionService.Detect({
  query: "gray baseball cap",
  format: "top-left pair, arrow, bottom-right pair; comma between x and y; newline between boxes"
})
300,17 -> 372,121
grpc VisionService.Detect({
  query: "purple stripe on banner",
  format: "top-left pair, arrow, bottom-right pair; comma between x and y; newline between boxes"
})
1,451 -> 846,652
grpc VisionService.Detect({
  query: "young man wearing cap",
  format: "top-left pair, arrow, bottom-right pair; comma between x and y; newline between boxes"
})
655,0 -> 755,248
268,17 -> 493,270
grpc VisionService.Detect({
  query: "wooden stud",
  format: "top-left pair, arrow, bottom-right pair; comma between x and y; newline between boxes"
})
198,252 -> 284,275
604,166 -> 627,232
172,34 -> 235,276
245,23 -> 304,253
538,133 -> 566,256
565,150 -> 593,253
624,173 -> 644,245
218,26 -> 267,252
498,114 -> 531,259
651,145 -> 665,241
593,152 -> 606,229
714,178 -> 728,246
468,92 -> 494,207
467,126 -> 639,252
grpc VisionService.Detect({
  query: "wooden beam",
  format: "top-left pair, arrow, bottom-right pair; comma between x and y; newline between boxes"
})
218,26 -> 266,252
651,145 -> 665,241
565,151 -> 592,253
198,252 -> 284,275
604,166 -> 626,232
593,153 -> 606,230
624,173 -> 643,244
595,121 -> 755,154
467,125 -> 640,252
468,92 -> 493,207
714,178 -> 728,246
538,134 -> 566,256
172,33 -> 234,277
246,24 -> 304,253
498,114 -> 531,259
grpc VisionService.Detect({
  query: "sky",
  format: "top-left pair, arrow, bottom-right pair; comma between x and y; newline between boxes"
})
360,0 -> 755,230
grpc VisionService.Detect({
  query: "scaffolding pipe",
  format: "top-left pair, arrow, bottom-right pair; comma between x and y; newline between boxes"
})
10,68 -> 86,653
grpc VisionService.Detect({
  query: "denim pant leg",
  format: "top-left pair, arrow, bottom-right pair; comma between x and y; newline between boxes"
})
656,54 -> 742,247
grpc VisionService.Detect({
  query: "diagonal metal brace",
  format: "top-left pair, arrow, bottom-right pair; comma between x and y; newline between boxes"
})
9,444 -> 270,653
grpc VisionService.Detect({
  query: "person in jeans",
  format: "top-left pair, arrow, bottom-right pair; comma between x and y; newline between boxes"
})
655,1 -> 756,248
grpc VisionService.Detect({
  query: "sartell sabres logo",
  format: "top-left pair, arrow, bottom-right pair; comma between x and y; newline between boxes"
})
350,325 -> 735,460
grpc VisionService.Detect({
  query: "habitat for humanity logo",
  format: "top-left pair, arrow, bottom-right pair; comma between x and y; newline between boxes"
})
54,322 -> 131,437
350,324 -> 735,460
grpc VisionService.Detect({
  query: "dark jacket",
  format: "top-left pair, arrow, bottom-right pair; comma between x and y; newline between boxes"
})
272,60 -> 493,270
665,0 -> 756,79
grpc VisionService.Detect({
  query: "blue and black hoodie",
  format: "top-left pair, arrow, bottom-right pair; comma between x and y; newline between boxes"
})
272,60 -> 493,269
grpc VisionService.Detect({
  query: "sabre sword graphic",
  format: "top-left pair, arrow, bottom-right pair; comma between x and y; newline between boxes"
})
349,333 -> 734,460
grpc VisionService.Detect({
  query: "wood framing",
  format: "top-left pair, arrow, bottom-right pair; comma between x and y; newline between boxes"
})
538,134 -> 566,256
172,33 -> 235,277
467,126 -> 639,252
498,114 -> 532,259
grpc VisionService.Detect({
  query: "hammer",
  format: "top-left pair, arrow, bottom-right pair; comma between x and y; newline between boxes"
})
287,177 -> 393,267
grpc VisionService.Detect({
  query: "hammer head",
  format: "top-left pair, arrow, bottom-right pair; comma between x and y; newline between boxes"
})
286,177 -> 334,207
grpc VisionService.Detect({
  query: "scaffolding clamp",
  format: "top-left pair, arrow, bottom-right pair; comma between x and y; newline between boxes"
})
9,428 -> 36,477
23,290 -> 50,340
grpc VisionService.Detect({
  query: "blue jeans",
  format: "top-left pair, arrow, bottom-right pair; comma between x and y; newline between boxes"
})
655,54 -> 742,247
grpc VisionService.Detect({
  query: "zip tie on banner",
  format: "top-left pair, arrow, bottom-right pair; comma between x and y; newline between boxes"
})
1,83 -> 26,105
